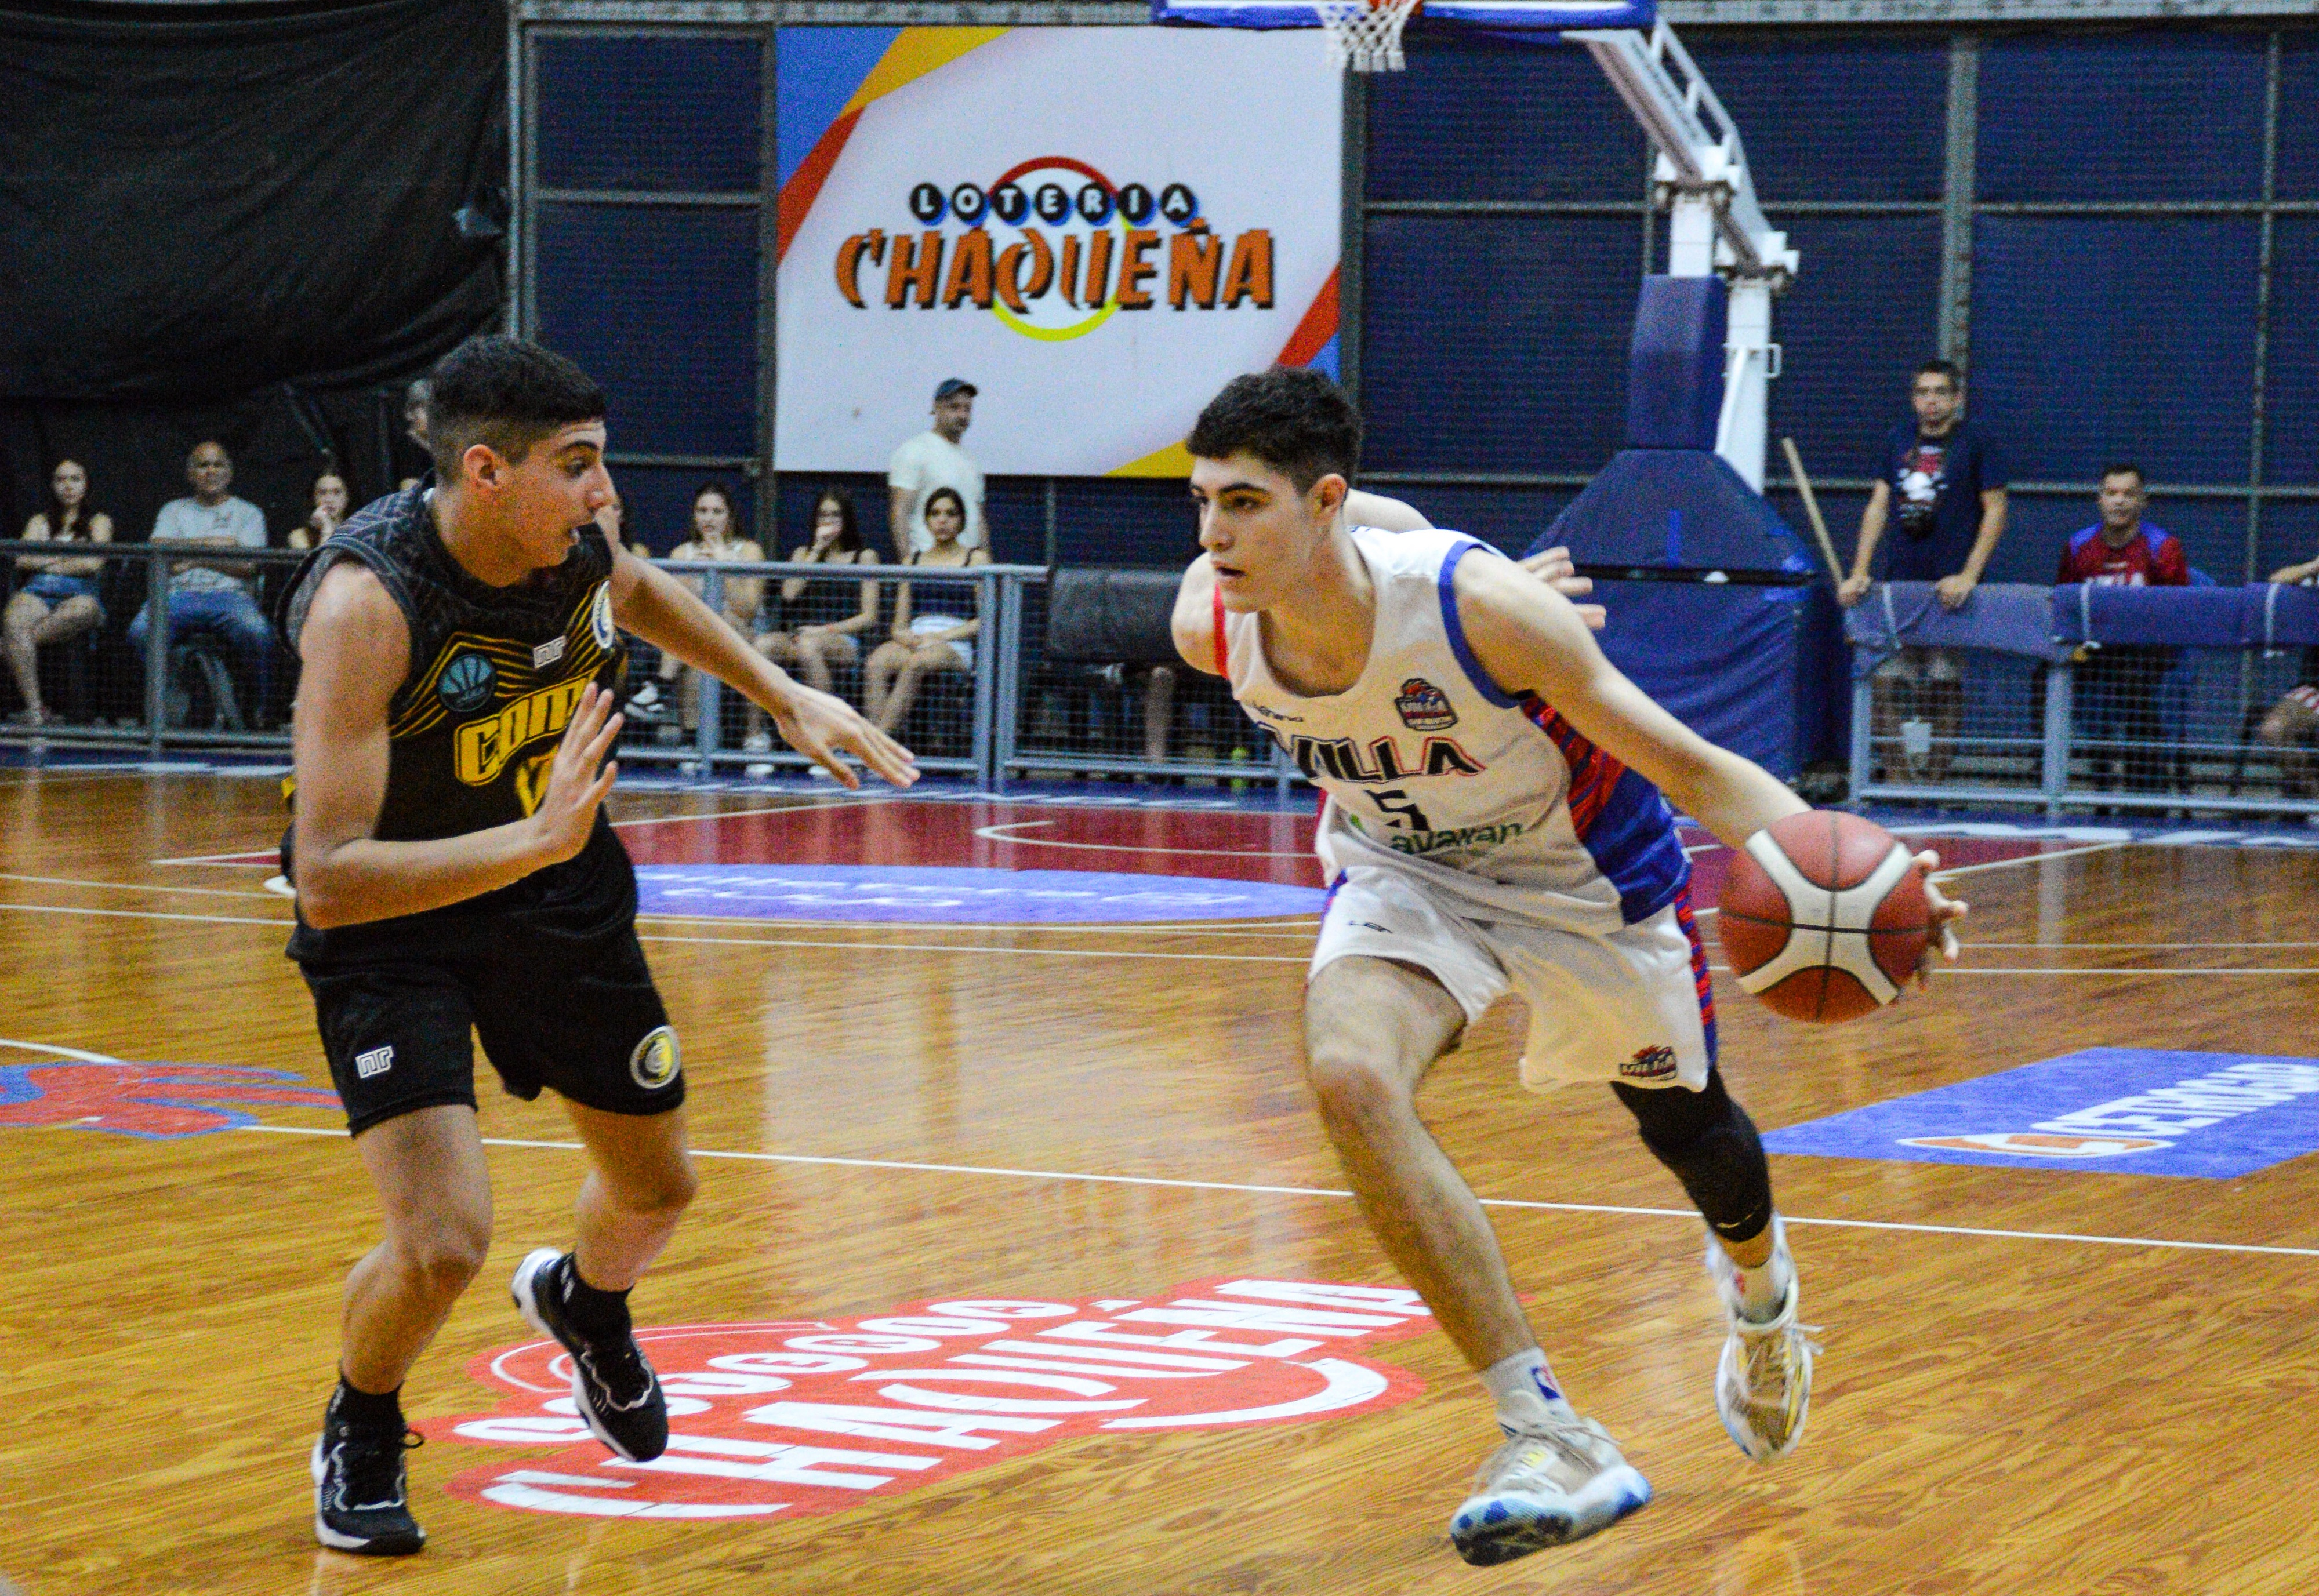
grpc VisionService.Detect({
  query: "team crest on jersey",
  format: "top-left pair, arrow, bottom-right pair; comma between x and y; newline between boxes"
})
589,584 -> 616,651
1394,678 -> 1457,732
630,1026 -> 681,1091
438,650 -> 497,714
1621,1045 -> 1678,1082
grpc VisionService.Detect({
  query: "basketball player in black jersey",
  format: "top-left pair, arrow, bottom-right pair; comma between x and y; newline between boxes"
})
285,337 -> 916,1555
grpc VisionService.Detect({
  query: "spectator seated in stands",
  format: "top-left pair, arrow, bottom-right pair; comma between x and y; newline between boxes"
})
866,486 -> 985,737
757,488 -> 881,699
128,439 -> 275,725
2257,555 -> 2319,800
5,457 -> 112,727
644,484 -> 766,757
287,470 -> 351,550
2056,463 -> 2189,797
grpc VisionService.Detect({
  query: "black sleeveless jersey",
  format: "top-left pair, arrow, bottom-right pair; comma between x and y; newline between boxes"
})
282,482 -> 626,842
280,483 -> 634,965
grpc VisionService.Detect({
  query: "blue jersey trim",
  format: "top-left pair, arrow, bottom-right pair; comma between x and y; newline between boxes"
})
1584,768 -> 1692,924
1437,539 -> 1520,709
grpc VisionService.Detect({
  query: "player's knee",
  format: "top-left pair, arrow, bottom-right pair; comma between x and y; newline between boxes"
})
399,1220 -> 490,1297
1303,1043 -> 1412,1128
623,1152 -> 698,1218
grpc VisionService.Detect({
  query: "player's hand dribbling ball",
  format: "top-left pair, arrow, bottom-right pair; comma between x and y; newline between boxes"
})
1718,811 -> 1939,1023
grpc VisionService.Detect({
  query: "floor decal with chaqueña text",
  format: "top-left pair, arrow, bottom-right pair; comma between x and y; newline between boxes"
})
433,1278 -> 1434,1521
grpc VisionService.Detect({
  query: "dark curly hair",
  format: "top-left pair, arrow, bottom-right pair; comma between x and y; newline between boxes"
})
1185,366 -> 1360,492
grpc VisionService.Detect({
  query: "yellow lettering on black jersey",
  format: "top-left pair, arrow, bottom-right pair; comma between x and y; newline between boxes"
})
455,678 -> 591,786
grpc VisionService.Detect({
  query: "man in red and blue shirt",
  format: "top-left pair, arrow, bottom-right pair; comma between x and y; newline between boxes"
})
2057,464 -> 2186,795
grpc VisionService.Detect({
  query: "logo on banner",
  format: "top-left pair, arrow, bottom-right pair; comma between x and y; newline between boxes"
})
835,159 -> 1276,343
433,1279 -> 1433,1521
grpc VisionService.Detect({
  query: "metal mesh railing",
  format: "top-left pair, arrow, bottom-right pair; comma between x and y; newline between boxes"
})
0,544 -> 1300,792
1849,579 -> 2319,816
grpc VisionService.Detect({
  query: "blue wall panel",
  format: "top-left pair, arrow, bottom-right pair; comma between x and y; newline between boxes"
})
1362,215 -> 1636,474
1685,39 -> 1947,202
536,34 -> 761,193
1970,216 -> 2256,485
535,202 -> 757,457
1978,33 -> 2266,202
1763,214 -> 1943,483
1368,38 -> 1644,203
2263,219 -> 2319,484
2277,39 -> 2319,197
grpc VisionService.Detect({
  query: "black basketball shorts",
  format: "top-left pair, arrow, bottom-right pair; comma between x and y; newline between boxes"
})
302,917 -> 682,1136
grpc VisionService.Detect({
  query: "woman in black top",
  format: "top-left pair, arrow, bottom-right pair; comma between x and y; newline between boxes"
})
757,488 -> 881,698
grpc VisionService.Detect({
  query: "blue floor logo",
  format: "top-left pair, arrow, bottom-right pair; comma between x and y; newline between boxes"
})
1763,1048 -> 2319,1179
634,864 -> 1327,925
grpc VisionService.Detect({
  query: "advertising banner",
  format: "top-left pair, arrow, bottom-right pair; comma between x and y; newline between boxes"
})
775,27 -> 1341,478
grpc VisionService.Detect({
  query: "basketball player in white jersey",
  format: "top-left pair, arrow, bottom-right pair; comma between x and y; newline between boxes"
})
1173,369 -> 1964,1567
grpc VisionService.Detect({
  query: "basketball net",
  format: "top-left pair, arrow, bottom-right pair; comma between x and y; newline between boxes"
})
1318,0 -> 1419,72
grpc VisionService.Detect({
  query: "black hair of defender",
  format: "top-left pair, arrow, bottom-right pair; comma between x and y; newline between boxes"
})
1186,366 -> 1361,494
427,335 -> 607,479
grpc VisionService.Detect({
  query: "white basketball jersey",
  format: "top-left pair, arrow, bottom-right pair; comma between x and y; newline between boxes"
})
1217,526 -> 1692,935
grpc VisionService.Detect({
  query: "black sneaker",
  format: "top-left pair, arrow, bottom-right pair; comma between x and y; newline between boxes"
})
510,1248 -> 669,1463
311,1410 -> 424,1556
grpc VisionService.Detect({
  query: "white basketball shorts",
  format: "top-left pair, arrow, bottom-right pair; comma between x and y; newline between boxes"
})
1310,863 -> 1716,1092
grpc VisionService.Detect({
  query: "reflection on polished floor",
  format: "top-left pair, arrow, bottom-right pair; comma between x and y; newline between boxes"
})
4,771 -> 2317,1595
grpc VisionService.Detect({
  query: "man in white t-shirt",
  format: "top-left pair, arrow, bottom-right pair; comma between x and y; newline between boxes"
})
129,439 -> 277,722
887,377 -> 986,559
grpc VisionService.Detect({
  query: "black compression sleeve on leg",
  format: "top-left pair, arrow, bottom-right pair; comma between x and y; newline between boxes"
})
1611,1069 -> 1774,1246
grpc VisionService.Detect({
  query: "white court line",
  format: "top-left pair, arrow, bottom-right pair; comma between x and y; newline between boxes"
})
1928,840 -> 2129,879
0,900 -> 288,928
234,1124 -> 2319,1260
975,819 -> 1316,860
0,871 -> 277,900
2,896 -> 2314,973
150,795 -> 887,867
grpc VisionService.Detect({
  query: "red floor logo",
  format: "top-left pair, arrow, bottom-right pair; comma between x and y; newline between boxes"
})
0,1060 -> 340,1138
432,1278 -> 1434,1521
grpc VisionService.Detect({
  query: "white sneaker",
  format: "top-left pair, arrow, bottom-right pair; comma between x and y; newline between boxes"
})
745,762 -> 775,779
1447,1408 -> 1651,1566
743,731 -> 772,754
1704,1218 -> 1820,1463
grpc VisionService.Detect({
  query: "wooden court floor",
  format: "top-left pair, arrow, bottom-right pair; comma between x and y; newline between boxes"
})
3,769 -> 2317,1595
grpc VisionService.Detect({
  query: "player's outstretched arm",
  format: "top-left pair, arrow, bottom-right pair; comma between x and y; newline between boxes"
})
1454,550 -> 1808,852
610,548 -> 917,790
291,563 -> 618,929
1454,551 -> 1965,972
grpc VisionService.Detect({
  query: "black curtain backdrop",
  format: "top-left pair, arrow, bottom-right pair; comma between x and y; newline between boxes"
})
0,0 -> 505,552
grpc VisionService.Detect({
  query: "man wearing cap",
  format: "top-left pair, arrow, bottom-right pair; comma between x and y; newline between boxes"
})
887,378 -> 987,561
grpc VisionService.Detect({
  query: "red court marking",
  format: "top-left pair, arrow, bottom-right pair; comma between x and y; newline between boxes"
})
618,802 -> 1326,885
168,813 -> 2084,893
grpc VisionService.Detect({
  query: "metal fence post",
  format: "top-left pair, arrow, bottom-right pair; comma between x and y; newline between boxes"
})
1848,657 -> 1873,806
993,572 -> 1024,795
2042,660 -> 2073,815
144,551 -> 169,756
696,565 -> 723,770
972,571 -> 998,790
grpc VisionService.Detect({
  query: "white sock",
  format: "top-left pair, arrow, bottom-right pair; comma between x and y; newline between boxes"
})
1732,1232 -> 1795,1324
1479,1348 -> 1573,1433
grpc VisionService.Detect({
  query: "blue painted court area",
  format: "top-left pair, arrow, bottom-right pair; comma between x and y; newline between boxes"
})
1763,1048 -> 2319,1179
634,864 -> 1328,924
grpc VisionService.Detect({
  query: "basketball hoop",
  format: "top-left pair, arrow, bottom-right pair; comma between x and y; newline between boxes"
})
1318,0 -> 1419,73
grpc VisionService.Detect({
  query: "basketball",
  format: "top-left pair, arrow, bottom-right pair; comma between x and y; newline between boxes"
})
1717,811 -> 1932,1024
